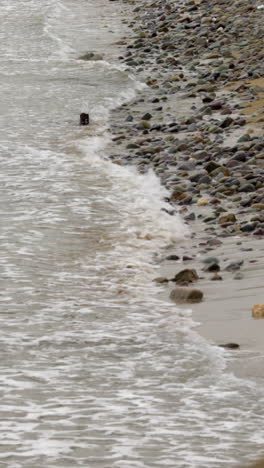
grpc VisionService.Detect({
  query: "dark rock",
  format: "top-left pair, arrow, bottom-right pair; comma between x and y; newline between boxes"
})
219,343 -> 240,349
204,262 -> 220,272
205,161 -> 220,173
80,113 -> 89,125
142,112 -> 152,121
165,255 -> 180,261
220,117 -> 234,128
182,255 -> 194,261
240,222 -> 257,232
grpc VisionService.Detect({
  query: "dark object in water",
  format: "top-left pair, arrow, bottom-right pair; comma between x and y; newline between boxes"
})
219,343 -> 240,349
80,113 -> 89,125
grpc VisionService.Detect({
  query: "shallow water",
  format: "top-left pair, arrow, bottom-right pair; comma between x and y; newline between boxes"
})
0,0 -> 264,466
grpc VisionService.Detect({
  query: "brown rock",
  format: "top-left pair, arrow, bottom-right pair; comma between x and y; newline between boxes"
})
252,304 -> 264,318
170,288 -> 203,304
218,213 -> 237,225
170,269 -> 199,284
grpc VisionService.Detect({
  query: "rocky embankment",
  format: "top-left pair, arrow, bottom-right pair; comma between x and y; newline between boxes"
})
109,0 -> 264,332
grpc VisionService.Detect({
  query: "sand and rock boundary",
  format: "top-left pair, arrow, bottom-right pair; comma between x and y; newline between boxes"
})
108,0 -> 264,376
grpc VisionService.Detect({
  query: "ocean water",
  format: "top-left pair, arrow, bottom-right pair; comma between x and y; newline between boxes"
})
0,0 -> 264,467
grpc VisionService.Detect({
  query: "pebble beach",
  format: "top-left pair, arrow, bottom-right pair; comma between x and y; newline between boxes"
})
109,0 -> 264,377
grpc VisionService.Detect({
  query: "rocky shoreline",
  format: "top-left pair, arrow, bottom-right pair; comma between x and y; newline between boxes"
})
108,0 -> 264,355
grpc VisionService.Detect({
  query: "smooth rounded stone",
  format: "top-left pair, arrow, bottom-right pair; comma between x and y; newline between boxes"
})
225,261 -> 243,271
200,172 -> 214,185
240,222 -> 257,232
178,161 -> 196,171
226,160 -> 241,168
209,100 -> 224,110
126,142 -> 140,149
238,134 -> 251,143
189,171 -> 207,183
232,151 -> 247,162
165,254 -> 180,261
218,213 -> 237,225
204,262 -> 220,272
170,287 -> 203,304
205,161 -> 221,173
170,268 -> 199,285
211,166 -> 229,177
197,197 -> 209,206
193,150 -> 210,160
252,304 -> 264,318
239,183 -> 255,192
142,112 -> 152,121
218,343 -> 240,349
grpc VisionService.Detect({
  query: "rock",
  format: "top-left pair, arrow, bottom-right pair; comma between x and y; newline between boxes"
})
240,222 -> 257,232
79,52 -> 103,61
220,116 -> 234,128
219,343 -> 240,349
218,213 -> 237,225
170,287 -> 203,304
225,260 -> 243,271
239,183 -> 255,193
142,112 -> 152,121
165,254 -> 180,261
205,161 -> 220,173
204,262 -> 220,272
252,304 -> 264,318
184,212 -> 196,221
182,255 -> 194,261
197,197 -> 209,206
209,100 -> 223,110
153,277 -> 169,284
170,269 -> 199,284
80,113 -> 89,125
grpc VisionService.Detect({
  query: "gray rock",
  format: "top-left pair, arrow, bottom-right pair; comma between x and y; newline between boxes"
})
225,260 -> 243,271
170,287 -> 203,304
